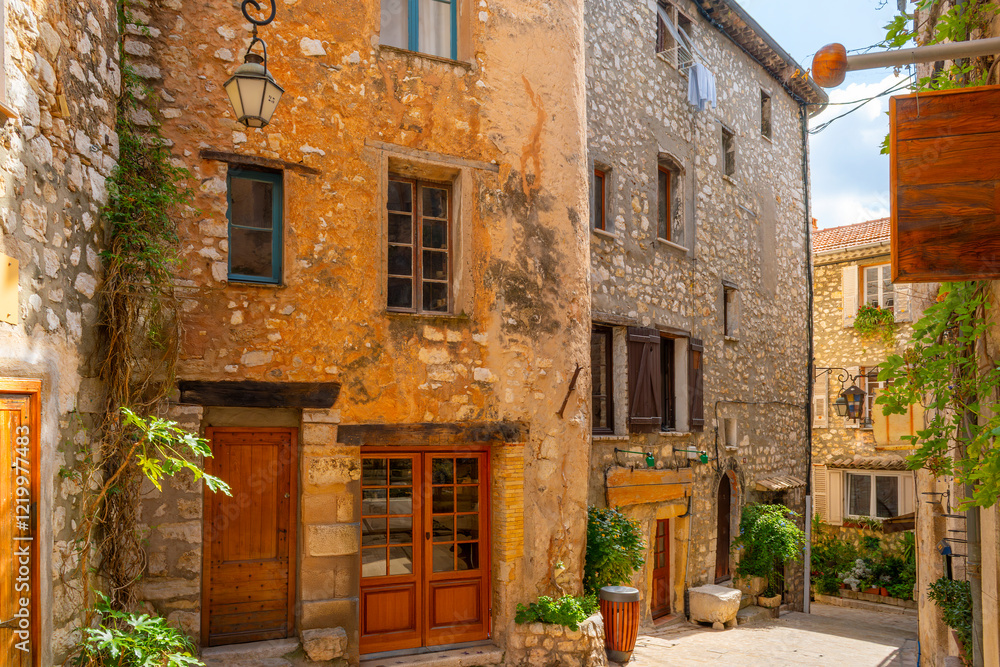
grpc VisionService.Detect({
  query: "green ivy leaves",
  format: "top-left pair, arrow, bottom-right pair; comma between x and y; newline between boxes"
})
514,595 -> 599,631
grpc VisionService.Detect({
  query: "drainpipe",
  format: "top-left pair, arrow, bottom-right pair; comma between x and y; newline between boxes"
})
801,102 -> 815,615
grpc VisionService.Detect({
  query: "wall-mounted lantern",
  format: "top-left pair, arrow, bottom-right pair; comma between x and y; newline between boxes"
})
817,366 -> 873,423
225,0 -> 284,128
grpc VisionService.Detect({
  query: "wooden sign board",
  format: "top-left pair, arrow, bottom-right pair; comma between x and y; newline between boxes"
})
890,85 -> 1000,282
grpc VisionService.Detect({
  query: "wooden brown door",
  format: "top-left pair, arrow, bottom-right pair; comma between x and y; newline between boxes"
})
715,477 -> 731,582
650,519 -> 670,619
360,451 -> 489,654
202,428 -> 297,647
1,393 -> 35,667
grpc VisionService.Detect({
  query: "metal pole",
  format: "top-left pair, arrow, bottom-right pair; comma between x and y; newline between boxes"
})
846,36 -> 1000,72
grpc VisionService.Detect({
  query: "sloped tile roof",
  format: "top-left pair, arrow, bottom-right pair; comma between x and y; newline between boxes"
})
812,218 -> 891,253
828,456 -> 909,471
754,475 -> 806,492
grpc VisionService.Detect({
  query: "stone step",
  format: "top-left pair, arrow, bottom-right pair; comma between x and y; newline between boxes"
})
739,592 -> 751,610
736,605 -> 772,625
360,644 -> 503,667
813,593 -> 919,617
201,638 -> 300,667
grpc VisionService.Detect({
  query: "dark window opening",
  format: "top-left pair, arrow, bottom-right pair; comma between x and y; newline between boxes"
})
657,161 -> 682,245
227,168 -> 283,284
591,327 -> 614,434
660,336 -> 676,431
592,169 -> 607,231
722,127 -> 736,178
761,90 -> 772,139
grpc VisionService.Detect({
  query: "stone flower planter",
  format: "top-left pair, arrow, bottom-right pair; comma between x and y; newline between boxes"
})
736,576 -> 767,597
757,593 -> 782,608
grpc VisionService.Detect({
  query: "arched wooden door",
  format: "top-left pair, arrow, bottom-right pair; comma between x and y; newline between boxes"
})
715,477 -> 731,582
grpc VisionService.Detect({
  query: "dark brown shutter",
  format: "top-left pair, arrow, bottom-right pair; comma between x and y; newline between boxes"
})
628,327 -> 662,432
688,338 -> 704,431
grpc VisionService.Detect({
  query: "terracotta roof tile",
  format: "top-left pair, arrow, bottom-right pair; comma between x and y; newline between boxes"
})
812,218 -> 890,253
828,456 -> 909,471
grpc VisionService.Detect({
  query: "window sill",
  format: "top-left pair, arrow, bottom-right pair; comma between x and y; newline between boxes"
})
377,44 -> 473,70
227,277 -> 284,288
0,100 -> 19,121
592,434 -> 630,443
724,335 -> 738,343
385,310 -> 471,322
722,174 -> 738,186
592,227 -> 619,241
658,431 -> 691,438
655,238 -> 688,253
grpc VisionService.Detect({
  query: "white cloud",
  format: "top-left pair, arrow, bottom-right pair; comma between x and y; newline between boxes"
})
809,72 -> 909,229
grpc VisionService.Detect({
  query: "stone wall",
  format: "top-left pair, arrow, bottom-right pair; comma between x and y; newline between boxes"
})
811,245 -> 937,463
133,0 -> 593,658
505,615 -> 608,667
0,0 -> 120,663
585,0 -> 814,617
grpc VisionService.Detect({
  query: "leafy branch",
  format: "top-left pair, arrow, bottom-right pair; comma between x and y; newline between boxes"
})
877,282 -> 1000,509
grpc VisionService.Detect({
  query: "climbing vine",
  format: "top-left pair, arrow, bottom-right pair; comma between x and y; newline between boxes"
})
64,1 -> 227,639
878,282 -> 1000,509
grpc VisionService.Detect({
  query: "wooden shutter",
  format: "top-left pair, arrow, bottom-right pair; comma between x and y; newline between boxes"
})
901,472 -> 915,515
895,283 -> 912,322
813,464 -> 829,522
813,373 -> 828,429
628,327 -> 662,431
842,265 -> 858,327
827,468 -> 844,526
688,338 -> 704,431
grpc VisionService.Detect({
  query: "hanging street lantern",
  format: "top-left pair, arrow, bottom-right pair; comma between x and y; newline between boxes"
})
833,393 -> 849,418
842,385 -> 866,421
225,0 -> 284,128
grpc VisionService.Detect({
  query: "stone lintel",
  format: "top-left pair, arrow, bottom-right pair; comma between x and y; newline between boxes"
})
336,421 -> 527,446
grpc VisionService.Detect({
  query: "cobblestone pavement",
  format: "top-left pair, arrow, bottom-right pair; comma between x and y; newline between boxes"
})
617,603 -> 918,666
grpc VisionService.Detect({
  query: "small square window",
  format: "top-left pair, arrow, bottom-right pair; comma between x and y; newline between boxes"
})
227,168 -> 283,284
592,168 -> 607,232
381,0 -> 457,60
386,177 -> 452,313
721,127 -> 736,178
760,90 -> 772,139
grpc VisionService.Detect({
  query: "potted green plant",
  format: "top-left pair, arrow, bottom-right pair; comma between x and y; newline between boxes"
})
731,504 -> 805,608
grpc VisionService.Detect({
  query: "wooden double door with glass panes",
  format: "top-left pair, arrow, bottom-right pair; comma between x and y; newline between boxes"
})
360,450 -> 489,653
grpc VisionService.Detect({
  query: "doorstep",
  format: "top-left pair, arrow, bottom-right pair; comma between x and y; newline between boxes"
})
360,643 -> 503,667
201,638 -> 300,667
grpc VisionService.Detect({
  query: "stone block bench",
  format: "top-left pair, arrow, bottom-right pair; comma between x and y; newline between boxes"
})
688,584 -> 742,630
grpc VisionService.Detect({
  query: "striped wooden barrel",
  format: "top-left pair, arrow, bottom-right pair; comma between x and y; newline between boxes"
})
599,585 -> 640,663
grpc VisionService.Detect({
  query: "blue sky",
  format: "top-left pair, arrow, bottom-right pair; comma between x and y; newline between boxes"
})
737,0 -> 909,229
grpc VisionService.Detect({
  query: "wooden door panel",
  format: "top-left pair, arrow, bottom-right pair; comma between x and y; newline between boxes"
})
1,393 -> 35,667
715,479 -> 731,582
429,580 -> 482,627
203,428 -> 296,647
361,585 -> 417,635
651,519 -> 670,619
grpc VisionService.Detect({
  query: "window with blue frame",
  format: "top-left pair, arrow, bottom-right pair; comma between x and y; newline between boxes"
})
227,168 -> 283,284
380,0 -> 458,60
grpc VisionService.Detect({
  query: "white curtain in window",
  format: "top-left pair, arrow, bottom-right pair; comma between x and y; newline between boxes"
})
418,0 -> 452,58
381,0 -> 408,49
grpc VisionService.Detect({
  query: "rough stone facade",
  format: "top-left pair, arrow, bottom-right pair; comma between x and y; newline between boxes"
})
0,0 -> 119,664
505,615 -> 607,667
584,0 -> 824,624
129,0 -> 593,662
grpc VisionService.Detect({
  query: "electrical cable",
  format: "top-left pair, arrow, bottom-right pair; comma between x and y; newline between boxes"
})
808,74 -> 915,134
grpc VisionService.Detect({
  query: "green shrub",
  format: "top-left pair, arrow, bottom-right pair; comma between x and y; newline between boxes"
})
732,504 -> 805,596
77,593 -> 203,666
853,302 -> 895,343
584,506 -> 645,594
514,595 -> 599,631
815,572 -> 842,596
928,577 -> 973,659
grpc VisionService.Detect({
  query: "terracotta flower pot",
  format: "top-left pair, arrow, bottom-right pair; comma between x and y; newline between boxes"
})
863,587 -> 880,595
757,594 -> 781,608
880,587 -> 889,597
